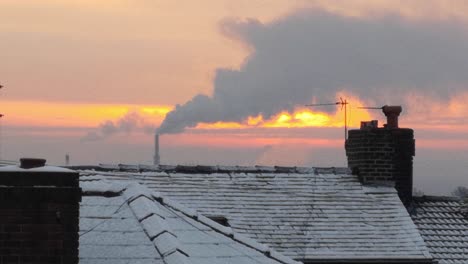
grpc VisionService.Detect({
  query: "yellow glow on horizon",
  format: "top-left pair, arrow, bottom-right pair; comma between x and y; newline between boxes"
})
141,107 -> 172,115
195,93 -> 372,129
1,100 -> 171,127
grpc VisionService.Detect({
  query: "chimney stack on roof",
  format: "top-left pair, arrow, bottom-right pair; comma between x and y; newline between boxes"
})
0,158 -> 81,263
20,157 -> 46,169
345,106 -> 415,207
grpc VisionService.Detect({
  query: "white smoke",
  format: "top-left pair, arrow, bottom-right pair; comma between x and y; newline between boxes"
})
158,10 -> 468,134
82,112 -> 155,141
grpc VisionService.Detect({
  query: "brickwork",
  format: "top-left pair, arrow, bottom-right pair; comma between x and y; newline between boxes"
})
345,128 -> 415,206
0,170 -> 81,264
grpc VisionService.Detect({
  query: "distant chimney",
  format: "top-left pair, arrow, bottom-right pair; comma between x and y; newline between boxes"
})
154,133 -> 160,165
345,106 -> 415,207
0,158 -> 81,263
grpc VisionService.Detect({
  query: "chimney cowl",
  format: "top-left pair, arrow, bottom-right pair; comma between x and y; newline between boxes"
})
20,158 -> 46,169
382,105 -> 402,129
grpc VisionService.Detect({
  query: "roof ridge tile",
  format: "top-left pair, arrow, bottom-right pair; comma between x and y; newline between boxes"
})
80,181 -> 127,196
274,166 -> 297,173
129,196 -> 165,221
123,182 -> 192,264
123,183 -> 154,203
197,213 -> 233,236
414,196 -> 462,202
255,165 -> 276,172
79,165 -> 353,176
313,167 -> 350,175
164,250 -> 191,264
157,194 -> 198,218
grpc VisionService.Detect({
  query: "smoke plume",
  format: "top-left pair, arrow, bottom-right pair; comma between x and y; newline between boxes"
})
82,112 -> 155,141
159,10 -> 468,134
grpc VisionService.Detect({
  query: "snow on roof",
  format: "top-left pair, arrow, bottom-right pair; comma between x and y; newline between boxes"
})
80,191 -> 163,264
79,178 -> 298,264
0,160 -> 19,166
78,165 -> 433,263
0,165 -> 75,173
411,196 -> 468,264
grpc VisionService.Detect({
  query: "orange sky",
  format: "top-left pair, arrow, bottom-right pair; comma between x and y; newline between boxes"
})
0,100 -> 171,127
2,92 -> 467,137
2,0 -> 468,105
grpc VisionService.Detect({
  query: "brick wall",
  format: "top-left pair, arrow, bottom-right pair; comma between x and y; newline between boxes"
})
345,128 -> 415,206
0,170 -> 81,264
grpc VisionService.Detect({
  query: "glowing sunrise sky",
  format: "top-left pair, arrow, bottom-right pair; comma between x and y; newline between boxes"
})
1,0 -> 468,194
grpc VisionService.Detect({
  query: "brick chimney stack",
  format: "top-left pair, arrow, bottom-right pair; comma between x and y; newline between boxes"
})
345,106 -> 415,207
0,158 -> 81,264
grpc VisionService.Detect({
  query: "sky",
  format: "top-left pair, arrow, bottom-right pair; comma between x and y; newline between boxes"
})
1,0 -> 468,194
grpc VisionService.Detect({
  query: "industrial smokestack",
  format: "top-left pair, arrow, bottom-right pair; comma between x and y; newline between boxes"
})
154,133 -> 160,165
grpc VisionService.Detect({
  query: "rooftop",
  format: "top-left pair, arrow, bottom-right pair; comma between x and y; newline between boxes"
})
411,196 -> 468,264
79,177 -> 299,264
77,164 -> 432,263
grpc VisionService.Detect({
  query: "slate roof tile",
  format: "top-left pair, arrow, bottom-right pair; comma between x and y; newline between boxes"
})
79,179 -> 297,264
79,195 -> 163,263
411,196 -> 468,264
79,166 -> 432,262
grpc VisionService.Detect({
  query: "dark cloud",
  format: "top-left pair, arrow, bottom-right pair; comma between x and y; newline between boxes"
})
159,10 -> 468,134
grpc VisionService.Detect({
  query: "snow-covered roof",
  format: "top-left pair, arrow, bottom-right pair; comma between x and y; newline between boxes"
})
0,164 -> 74,173
79,178 -> 298,264
411,196 -> 468,264
0,160 -> 19,166
78,165 -> 433,263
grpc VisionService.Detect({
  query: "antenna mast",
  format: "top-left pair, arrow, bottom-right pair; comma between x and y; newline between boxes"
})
306,97 -> 349,140
0,84 -> 4,161
358,106 -> 383,110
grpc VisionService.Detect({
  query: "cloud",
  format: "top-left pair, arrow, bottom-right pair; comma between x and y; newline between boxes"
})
81,111 -> 155,141
159,10 -> 468,134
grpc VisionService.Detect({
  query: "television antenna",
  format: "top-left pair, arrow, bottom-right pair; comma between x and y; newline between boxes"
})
358,106 -> 384,110
306,97 -> 349,140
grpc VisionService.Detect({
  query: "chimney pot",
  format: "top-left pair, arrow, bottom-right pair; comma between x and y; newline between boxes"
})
360,120 -> 378,130
20,158 -> 46,169
382,105 -> 402,128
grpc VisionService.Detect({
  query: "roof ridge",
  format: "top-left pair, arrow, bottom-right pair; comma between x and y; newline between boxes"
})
414,195 -> 462,202
75,164 -> 351,175
123,183 -> 191,264
80,179 -> 127,197
152,191 -> 301,264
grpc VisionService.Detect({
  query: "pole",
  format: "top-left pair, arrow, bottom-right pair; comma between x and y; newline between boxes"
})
344,99 -> 347,140
0,84 -> 3,161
